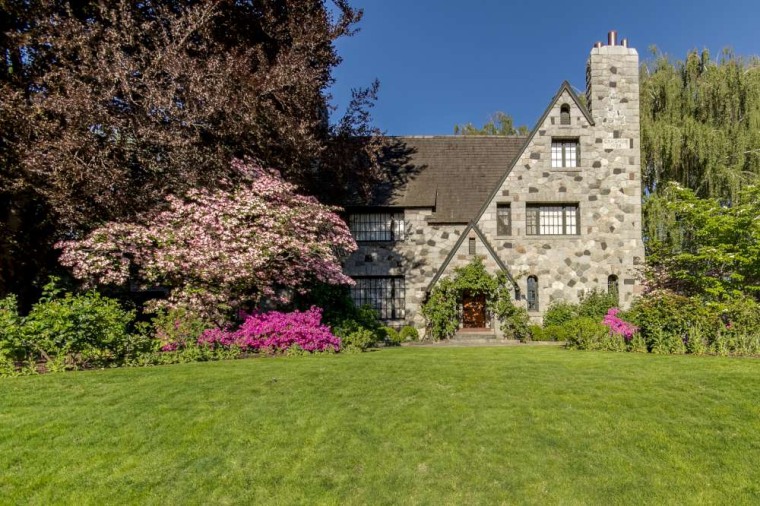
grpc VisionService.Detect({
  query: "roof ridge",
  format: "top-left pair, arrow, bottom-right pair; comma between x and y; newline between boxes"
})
460,80 -> 594,232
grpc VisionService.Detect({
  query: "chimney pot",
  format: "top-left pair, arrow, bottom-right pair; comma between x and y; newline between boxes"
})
621,38 -> 629,48
594,41 -> 602,49
608,30 -> 618,46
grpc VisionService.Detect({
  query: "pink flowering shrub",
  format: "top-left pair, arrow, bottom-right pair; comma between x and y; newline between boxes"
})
56,160 -> 357,321
602,308 -> 639,341
198,306 -> 341,353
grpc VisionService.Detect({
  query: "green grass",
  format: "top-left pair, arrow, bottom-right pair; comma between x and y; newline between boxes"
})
2,347 -> 760,504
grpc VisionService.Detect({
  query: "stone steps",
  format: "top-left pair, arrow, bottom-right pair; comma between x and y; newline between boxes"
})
451,329 -> 498,344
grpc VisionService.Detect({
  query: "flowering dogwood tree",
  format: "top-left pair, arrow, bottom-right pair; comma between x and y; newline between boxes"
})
57,160 -> 357,320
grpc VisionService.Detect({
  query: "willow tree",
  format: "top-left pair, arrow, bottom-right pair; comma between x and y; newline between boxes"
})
453,112 -> 529,136
641,48 -> 760,199
641,48 -> 760,291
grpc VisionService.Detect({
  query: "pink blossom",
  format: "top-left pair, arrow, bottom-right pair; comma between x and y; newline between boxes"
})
56,159 -> 357,321
198,306 -> 341,353
602,308 -> 639,341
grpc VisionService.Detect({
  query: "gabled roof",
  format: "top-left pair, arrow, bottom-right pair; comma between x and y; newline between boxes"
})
355,135 -> 526,224
558,80 -> 595,127
425,222 -> 518,293
464,81 -> 594,232
419,81 -> 593,292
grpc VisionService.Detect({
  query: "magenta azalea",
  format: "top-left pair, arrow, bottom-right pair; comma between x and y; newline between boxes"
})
602,308 -> 639,341
198,306 -> 341,353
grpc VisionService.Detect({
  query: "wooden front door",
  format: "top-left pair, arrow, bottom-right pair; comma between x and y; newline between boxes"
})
462,293 -> 486,328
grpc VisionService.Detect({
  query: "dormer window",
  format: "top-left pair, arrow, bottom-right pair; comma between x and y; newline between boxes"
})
551,139 -> 579,168
349,211 -> 405,242
560,104 -> 571,125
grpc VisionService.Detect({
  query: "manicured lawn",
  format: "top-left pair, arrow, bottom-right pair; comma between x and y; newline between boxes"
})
2,347 -> 760,504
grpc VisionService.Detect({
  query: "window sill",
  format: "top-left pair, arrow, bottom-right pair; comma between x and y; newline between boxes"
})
550,167 -> 582,173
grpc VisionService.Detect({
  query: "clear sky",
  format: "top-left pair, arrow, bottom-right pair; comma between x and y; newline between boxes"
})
328,0 -> 760,135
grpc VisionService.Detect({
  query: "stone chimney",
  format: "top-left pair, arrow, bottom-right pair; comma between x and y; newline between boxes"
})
586,30 -> 639,136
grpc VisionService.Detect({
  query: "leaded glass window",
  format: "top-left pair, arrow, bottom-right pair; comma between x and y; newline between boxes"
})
350,277 -> 406,320
608,275 -> 619,303
348,212 -> 405,242
496,203 -> 511,236
551,139 -> 579,168
527,276 -> 539,312
526,204 -> 579,235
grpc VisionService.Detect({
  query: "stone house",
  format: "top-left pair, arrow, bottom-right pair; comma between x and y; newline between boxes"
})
343,32 -> 645,335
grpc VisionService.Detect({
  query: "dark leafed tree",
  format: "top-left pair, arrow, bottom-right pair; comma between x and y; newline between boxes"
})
453,112 -> 529,136
0,0 -> 385,304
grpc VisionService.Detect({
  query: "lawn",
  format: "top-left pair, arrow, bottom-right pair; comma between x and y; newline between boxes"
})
2,347 -> 759,505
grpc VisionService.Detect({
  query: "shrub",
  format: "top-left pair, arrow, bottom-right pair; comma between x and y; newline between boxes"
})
331,304 -> 384,347
128,345 -> 242,367
22,278 -> 135,366
529,324 -> 570,342
625,291 -> 706,341
543,301 -> 577,327
421,278 -> 459,340
341,328 -> 375,352
602,308 -> 638,340
0,295 -> 24,362
713,295 -> 760,334
152,307 -> 212,352
627,333 -> 648,353
564,317 -> 616,351
577,289 -> 618,320
528,325 -> 546,341
625,290 -> 720,354
382,327 -> 402,346
493,291 -> 530,341
399,326 -> 420,342
333,304 -> 382,351
544,289 -> 617,328
198,306 -> 341,354
542,324 -> 570,342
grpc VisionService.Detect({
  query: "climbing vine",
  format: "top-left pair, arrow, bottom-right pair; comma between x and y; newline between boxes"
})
421,257 -> 529,340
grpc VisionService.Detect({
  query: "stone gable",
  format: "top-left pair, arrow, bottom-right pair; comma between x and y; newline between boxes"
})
343,34 -> 645,331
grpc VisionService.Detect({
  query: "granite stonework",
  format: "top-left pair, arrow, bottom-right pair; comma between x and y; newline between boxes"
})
476,44 -> 644,322
343,209 -> 465,329
344,39 -> 645,330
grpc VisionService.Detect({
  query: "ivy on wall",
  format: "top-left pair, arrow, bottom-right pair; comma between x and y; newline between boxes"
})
421,257 -> 529,340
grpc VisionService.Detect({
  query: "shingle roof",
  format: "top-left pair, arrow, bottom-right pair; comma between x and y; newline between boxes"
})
362,135 -> 527,224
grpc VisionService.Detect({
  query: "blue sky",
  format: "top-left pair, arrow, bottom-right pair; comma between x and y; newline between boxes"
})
328,0 -> 760,135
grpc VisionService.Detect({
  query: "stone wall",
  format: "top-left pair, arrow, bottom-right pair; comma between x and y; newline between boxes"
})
343,209 -> 466,332
476,44 -> 644,323
344,41 -> 645,329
